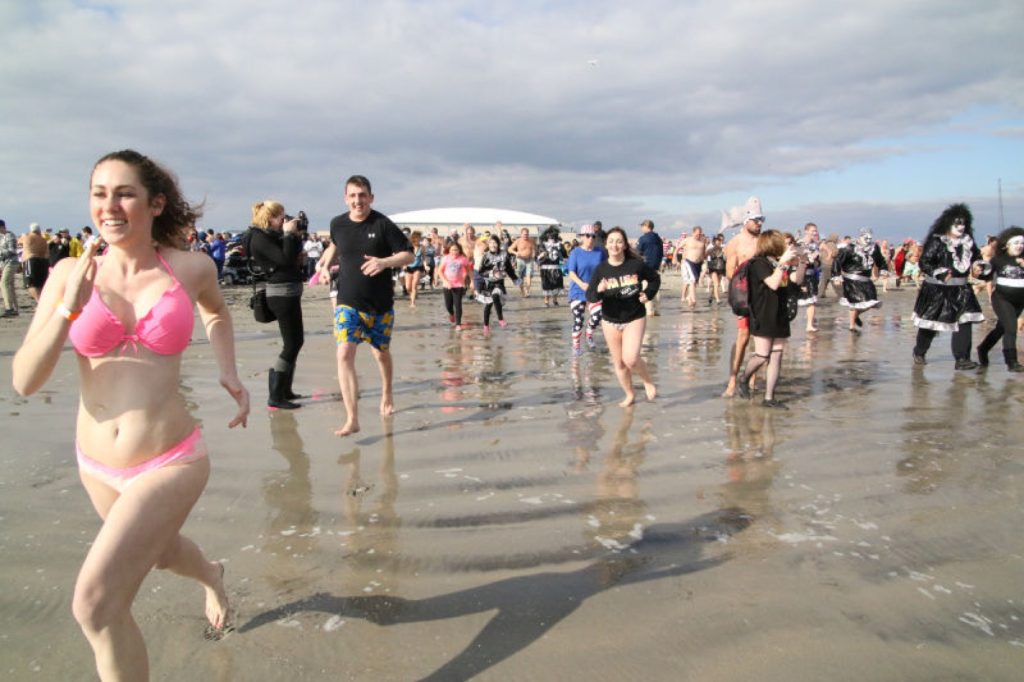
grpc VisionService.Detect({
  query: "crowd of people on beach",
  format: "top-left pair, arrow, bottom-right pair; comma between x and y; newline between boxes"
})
5,148 -> 1022,680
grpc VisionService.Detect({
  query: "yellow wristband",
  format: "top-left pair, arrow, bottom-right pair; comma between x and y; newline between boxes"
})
56,302 -> 81,321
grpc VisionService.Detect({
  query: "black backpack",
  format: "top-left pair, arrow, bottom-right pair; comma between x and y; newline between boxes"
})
727,258 -> 752,317
241,227 -> 272,278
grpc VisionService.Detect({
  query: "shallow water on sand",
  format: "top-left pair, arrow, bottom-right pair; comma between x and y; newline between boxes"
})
1,281 -> 1023,680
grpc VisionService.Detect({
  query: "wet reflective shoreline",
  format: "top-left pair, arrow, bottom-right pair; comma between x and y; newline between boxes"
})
1,283 -> 1022,680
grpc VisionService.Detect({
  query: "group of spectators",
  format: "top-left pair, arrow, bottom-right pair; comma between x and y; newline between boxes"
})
0,220 -> 99,316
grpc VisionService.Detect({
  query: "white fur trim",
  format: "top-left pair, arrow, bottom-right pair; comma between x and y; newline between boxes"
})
912,312 -> 983,332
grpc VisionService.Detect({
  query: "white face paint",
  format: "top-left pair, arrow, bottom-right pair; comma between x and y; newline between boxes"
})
1007,236 -> 1024,257
950,219 -> 967,238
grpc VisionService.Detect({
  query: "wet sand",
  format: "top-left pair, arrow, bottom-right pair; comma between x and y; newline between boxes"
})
1,276 -> 1022,681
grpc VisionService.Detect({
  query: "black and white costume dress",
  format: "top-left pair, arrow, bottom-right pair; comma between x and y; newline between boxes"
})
832,241 -> 886,310
796,237 -> 821,306
537,238 -> 567,293
911,235 -> 986,332
475,250 -> 517,304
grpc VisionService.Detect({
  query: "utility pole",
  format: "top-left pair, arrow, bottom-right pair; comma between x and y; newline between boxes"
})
998,178 -> 1005,231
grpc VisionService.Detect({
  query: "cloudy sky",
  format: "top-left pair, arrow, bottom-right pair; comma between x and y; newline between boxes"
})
2,0 -> 1022,240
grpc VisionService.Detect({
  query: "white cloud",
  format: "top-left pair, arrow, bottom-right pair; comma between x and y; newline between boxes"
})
1,0 -> 1021,237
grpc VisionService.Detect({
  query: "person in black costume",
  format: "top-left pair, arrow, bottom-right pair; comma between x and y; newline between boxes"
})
537,225 -> 567,307
474,235 -> 518,334
249,200 -> 305,409
736,230 -> 806,408
911,203 -> 989,369
977,226 -> 1024,371
831,227 -> 887,332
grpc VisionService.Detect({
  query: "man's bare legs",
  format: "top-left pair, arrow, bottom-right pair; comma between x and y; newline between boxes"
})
723,325 -> 751,397
335,343 -> 361,436
334,340 -> 395,436
371,346 -> 395,416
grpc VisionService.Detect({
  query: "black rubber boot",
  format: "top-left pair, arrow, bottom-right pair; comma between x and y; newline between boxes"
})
1004,348 -> 1024,372
977,333 -> 998,367
282,366 -> 305,401
268,369 -> 301,409
977,345 -> 990,367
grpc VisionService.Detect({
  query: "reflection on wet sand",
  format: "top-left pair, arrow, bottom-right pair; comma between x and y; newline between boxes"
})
720,402 -> 783,533
564,359 -> 605,471
4,286 -> 1024,679
584,408 -> 650,554
262,412 -> 317,590
337,416 -> 402,617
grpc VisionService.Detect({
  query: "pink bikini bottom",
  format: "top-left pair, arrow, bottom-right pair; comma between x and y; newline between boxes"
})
77,427 -> 207,492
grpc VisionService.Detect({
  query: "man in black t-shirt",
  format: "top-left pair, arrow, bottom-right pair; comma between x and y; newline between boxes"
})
318,175 -> 413,436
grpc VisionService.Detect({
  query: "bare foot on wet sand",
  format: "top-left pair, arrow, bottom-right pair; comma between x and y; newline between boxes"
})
335,419 -> 360,437
722,379 -> 737,398
380,397 -> 394,416
203,561 -> 232,637
619,392 -> 636,408
644,382 -> 657,401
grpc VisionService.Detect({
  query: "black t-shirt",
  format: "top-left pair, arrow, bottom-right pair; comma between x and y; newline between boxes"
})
990,253 -> 1024,305
329,210 -> 412,313
748,256 -> 792,339
585,257 -> 661,323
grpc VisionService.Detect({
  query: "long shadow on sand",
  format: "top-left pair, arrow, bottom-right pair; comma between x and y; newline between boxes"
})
239,507 -> 751,681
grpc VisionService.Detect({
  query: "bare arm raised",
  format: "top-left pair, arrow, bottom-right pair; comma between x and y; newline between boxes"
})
12,238 -> 101,395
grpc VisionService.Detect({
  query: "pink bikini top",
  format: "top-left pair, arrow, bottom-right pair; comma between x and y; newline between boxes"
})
69,250 -> 194,357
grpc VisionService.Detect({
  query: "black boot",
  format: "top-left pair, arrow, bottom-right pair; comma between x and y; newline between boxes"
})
977,345 -> 990,367
954,358 -> 979,371
977,334 -> 998,367
268,369 -> 301,409
1004,348 -> 1024,372
282,366 -> 305,401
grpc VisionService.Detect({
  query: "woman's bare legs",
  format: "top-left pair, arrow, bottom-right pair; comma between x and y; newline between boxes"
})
603,318 -> 656,407
74,457 -> 227,681
805,303 -> 817,332
406,271 -> 421,307
620,317 -> 656,401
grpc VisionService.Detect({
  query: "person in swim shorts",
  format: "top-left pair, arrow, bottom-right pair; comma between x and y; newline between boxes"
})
318,175 -> 413,436
723,198 -> 764,397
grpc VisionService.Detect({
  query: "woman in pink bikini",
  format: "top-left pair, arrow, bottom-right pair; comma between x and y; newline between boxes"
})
12,150 -> 250,680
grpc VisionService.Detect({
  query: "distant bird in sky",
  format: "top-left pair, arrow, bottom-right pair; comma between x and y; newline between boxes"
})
588,59 -> 599,67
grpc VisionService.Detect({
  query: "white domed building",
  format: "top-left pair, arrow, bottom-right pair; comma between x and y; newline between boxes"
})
388,207 -> 561,237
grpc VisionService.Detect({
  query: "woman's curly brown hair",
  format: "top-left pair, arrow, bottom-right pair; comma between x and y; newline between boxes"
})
92,150 -> 203,249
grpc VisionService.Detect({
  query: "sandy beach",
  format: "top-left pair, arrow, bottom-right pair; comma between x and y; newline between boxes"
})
1,274 -> 1022,681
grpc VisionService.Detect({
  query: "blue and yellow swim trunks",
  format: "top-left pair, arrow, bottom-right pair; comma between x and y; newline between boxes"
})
334,305 -> 394,350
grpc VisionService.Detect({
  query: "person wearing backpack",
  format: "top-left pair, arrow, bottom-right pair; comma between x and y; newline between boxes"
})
248,200 -> 306,409
735,230 -> 805,408
722,197 -> 764,397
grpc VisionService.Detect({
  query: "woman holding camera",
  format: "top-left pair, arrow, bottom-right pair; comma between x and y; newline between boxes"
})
736,230 -> 805,408
248,201 -> 305,409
